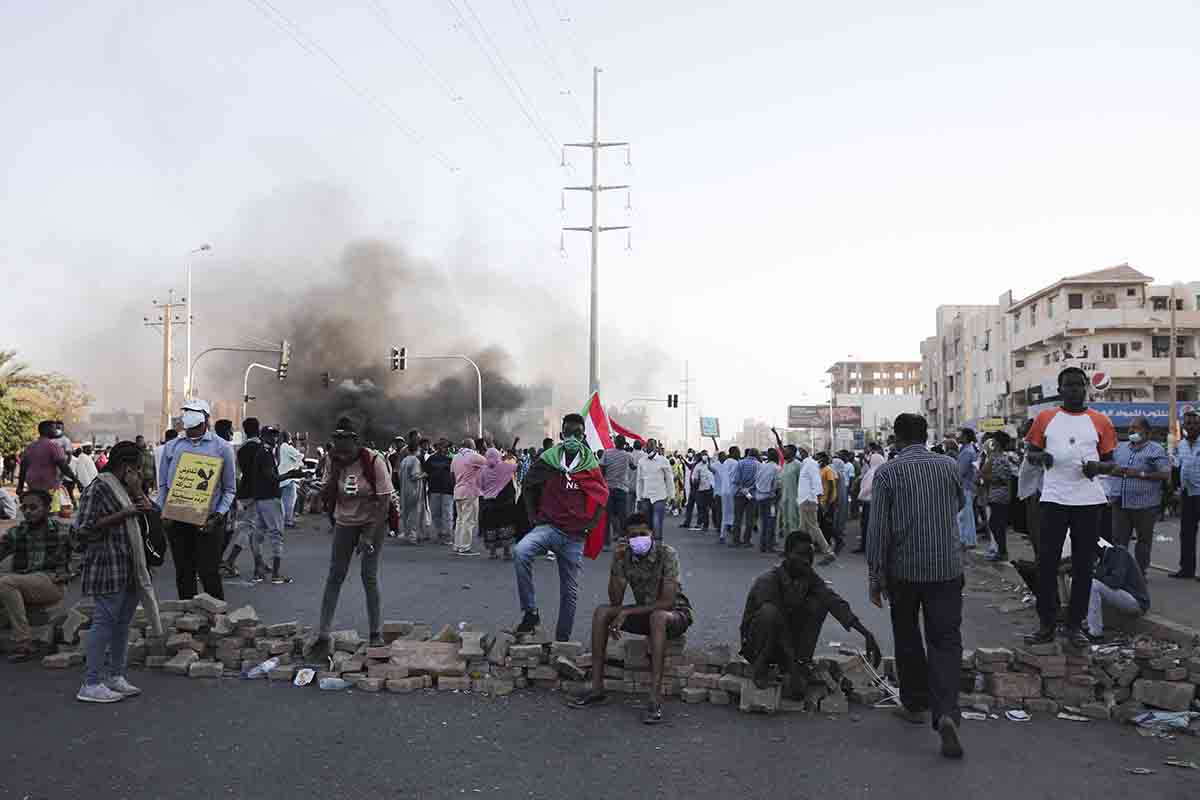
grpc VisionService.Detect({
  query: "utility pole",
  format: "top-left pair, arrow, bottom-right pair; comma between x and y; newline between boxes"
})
145,291 -> 187,438
563,66 -> 630,397
184,243 -> 212,400
1170,282 -> 1179,447
680,361 -> 696,450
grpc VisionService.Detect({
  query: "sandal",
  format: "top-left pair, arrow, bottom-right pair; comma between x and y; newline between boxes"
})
219,563 -> 240,578
568,689 -> 608,709
642,702 -> 664,725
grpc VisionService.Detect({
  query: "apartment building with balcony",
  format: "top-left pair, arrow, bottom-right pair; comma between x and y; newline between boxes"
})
826,360 -> 921,396
920,303 -> 1012,439
1008,263 -> 1200,414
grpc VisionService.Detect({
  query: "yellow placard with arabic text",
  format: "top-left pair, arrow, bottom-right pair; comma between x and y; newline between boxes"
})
162,452 -> 223,526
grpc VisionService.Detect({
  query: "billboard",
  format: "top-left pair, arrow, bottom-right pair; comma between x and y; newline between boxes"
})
699,417 -> 720,437
787,405 -> 864,428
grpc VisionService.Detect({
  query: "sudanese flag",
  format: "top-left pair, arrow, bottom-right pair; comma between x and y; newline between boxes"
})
523,442 -> 610,560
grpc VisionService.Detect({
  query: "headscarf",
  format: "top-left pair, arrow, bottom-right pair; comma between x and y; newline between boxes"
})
858,453 -> 886,501
479,447 -> 518,499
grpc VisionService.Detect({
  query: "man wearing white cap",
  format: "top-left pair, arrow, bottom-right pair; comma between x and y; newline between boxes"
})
156,399 -> 237,600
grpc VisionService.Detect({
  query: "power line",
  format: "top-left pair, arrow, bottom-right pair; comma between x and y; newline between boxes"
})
243,0 -> 459,172
442,0 -> 563,163
512,0 -> 589,128
548,0 -> 591,82
365,0 -> 508,153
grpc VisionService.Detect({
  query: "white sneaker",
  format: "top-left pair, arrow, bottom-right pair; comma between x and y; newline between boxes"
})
105,676 -> 142,697
453,548 -> 480,557
545,552 -> 557,561
76,683 -> 124,703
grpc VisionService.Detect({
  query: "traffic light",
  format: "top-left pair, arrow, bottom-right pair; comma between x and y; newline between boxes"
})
321,372 -> 332,388
390,346 -> 407,371
277,339 -> 291,381
667,394 -> 679,408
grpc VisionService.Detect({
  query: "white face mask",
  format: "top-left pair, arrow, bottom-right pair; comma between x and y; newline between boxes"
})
181,410 -> 206,430
1128,432 -> 1143,444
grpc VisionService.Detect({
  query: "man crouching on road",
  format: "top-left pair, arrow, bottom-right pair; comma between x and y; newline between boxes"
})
570,513 -> 694,724
741,531 -> 881,698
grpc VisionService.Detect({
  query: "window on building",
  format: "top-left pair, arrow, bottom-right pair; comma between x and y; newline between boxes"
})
947,375 -> 954,392
1015,358 -> 1025,368
894,371 -> 903,379
1127,288 -> 1137,297
985,368 -> 993,383
1014,310 -> 1021,332
873,371 -> 882,379
1178,299 -> 1185,311
1102,342 -> 1128,359
983,329 -> 991,351
1030,302 -> 1038,326
1152,296 -> 1169,311
1068,293 -> 1083,309
893,387 -> 904,395
873,387 -> 884,395
1047,297 -> 1055,318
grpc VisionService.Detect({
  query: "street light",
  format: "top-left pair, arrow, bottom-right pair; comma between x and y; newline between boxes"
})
184,243 -> 212,399
242,362 -> 277,420
396,350 -> 484,438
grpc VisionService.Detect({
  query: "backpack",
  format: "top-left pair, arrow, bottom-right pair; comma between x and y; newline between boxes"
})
323,449 -> 398,529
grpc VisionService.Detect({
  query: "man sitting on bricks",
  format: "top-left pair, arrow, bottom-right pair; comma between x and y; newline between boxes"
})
570,512 -> 694,724
0,490 -> 71,662
740,530 -> 881,697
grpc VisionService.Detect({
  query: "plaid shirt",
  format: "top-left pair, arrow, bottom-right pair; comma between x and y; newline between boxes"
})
72,476 -> 134,596
1113,440 -> 1169,510
0,518 -> 70,574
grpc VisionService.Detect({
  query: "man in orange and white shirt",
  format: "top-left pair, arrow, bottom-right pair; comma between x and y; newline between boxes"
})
1023,366 -> 1117,649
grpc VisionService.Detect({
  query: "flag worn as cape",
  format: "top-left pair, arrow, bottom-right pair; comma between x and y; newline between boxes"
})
522,441 -> 610,560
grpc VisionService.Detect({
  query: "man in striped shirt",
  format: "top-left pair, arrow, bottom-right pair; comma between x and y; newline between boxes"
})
867,412 -> 965,760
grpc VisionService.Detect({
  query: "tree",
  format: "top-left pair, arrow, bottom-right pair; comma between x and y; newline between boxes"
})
0,350 -> 93,453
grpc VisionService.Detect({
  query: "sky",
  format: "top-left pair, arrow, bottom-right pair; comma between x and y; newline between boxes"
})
4,0 -> 1200,443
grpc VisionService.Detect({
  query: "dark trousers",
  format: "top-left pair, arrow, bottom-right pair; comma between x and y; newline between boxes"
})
987,502 -> 1010,556
1111,501 -> 1155,574
695,489 -> 714,529
756,499 -> 776,551
742,600 -> 827,668
857,502 -> 871,550
1037,502 -> 1102,629
606,489 -> 629,547
732,494 -> 754,545
707,493 -> 721,530
166,519 -> 225,600
889,577 -> 963,729
1179,493 -> 1200,576
683,488 -> 699,527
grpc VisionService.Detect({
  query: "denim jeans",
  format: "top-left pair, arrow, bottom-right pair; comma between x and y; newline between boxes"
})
320,521 -> 384,637
1086,579 -> 1142,635
229,499 -> 266,568
958,488 -> 977,546
513,524 -> 585,641
85,587 -> 138,685
250,498 -> 285,560
638,499 -> 667,540
429,493 -> 454,541
280,482 -> 298,526
756,498 -> 776,551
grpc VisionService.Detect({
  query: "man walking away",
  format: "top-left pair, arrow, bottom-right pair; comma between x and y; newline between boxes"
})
1023,367 -> 1117,649
817,453 -> 841,553
73,444 -> 99,491
717,449 -> 739,542
425,439 -> 455,544
599,434 -> 634,547
277,431 -> 305,529
754,449 -> 781,552
397,441 -> 426,543
867,412 -> 965,759
223,418 -> 268,581
513,414 -> 609,641
450,438 -> 487,556
731,448 -> 760,547
157,399 -> 237,600
691,453 -> 715,531
636,439 -> 673,541
797,448 -> 835,565
17,420 -> 76,499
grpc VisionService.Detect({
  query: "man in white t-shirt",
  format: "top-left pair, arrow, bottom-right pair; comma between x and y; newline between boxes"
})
1023,366 -> 1117,648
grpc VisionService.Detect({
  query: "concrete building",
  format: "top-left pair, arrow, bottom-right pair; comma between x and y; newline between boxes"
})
921,303 -> 1013,438
1008,264 -> 1200,416
826,360 -> 921,396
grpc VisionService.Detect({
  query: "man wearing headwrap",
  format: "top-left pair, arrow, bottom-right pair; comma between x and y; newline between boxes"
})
156,399 -> 237,600
740,531 -> 881,700
512,413 -> 610,641
570,512 -> 693,724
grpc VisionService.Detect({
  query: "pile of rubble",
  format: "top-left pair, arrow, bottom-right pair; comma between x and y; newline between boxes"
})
19,595 -> 1200,728
958,640 -> 1200,723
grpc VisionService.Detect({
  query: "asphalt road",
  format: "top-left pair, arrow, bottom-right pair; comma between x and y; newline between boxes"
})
3,514 -> 1198,799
